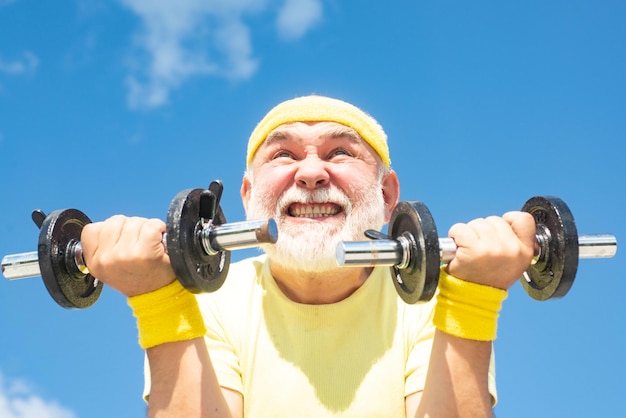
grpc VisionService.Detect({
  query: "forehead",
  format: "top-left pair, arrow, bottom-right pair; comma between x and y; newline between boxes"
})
263,121 -> 363,146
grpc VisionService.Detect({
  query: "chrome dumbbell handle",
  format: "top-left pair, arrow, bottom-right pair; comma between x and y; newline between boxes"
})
337,233 -> 617,268
2,251 -> 46,280
338,197 -> 618,303
2,218 -> 277,281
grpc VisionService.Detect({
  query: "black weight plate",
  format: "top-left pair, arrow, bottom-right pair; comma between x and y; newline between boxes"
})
521,196 -> 579,300
388,201 -> 440,304
37,209 -> 103,309
166,188 -> 230,293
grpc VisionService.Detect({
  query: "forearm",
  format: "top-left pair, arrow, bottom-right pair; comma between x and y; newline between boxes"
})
128,281 -> 235,417
412,269 -> 504,417
147,338 -> 232,418
414,330 -> 493,418
410,211 -> 535,416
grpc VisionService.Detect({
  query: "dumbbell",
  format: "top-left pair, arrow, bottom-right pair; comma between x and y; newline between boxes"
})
336,196 -> 617,304
1,181 -> 277,309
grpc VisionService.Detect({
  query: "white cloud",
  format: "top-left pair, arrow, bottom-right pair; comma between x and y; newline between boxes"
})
0,373 -> 76,418
119,0 -> 323,109
0,52 -> 39,75
277,0 -> 322,40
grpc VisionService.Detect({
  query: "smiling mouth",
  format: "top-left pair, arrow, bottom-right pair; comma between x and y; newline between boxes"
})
287,202 -> 342,218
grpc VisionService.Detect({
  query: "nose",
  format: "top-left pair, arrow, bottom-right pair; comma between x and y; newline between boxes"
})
294,156 -> 330,189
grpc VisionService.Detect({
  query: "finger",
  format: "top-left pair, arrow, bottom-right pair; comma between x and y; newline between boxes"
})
503,211 -> 537,251
466,217 -> 501,241
81,221 -> 104,261
453,216 -> 520,260
484,215 -> 521,243
139,218 -> 168,256
143,218 -> 167,237
448,221 -> 481,242
127,218 -> 157,256
447,221 -> 487,266
95,215 -> 128,254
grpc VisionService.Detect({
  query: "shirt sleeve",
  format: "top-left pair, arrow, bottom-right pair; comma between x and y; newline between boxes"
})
200,293 -> 244,394
404,299 -> 437,397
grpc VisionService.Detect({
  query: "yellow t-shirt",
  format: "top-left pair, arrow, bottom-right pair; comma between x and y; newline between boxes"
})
144,255 -> 497,416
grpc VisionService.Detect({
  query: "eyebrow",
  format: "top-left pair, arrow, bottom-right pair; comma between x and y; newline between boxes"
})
264,124 -> 363,146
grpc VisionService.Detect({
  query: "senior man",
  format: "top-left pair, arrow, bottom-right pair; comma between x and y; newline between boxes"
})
81,95 -> 535,417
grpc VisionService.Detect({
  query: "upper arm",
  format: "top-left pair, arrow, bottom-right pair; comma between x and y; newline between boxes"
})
222,387 -> 243,418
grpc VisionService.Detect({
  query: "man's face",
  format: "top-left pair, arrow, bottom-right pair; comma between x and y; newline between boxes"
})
242,121 -> 396,273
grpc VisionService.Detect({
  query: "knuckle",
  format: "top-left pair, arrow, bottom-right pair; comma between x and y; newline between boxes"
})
146,218 -> 166,233
107,214 -> 127,224
447,222 -> 464,237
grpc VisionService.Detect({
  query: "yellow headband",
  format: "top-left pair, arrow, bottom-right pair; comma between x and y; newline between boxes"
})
246,95 -> 390,167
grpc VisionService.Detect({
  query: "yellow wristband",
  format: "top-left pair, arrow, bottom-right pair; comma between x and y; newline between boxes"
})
433,267 -> 508,341
127,280 -> 207,349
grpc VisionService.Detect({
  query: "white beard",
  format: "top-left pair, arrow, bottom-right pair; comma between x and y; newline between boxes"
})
246,181 -> 386,273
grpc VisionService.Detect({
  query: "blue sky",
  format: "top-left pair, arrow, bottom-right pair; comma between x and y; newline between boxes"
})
0,0 -> 624,417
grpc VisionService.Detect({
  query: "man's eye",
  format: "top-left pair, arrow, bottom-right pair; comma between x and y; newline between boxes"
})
329,148 -> 352,158
273,151 -> 294,159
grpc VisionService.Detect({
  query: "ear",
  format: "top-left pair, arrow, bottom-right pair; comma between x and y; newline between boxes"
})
241,173 -> 252,214
381,169 -> 400,222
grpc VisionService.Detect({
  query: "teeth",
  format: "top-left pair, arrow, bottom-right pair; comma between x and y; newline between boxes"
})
289,204 -> 339,218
